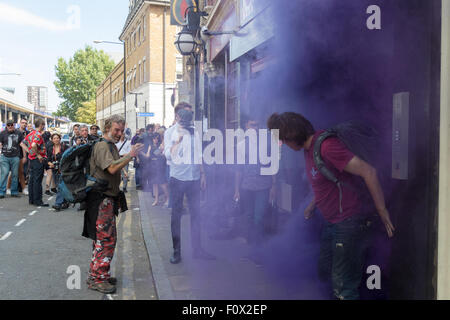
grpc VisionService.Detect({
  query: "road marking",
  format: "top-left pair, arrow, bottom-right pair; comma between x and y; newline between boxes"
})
15,219 -> 26,227
121,211 -> 136,300
29,211 -> 37,216
48,196 -> 54,201
106,294 -> 114,300
0,232 -> 12,240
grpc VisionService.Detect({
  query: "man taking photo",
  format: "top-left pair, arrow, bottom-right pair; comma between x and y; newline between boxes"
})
0,119 -> 24,199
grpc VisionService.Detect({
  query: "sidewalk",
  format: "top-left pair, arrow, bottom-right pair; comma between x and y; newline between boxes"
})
137,190 -> 327,300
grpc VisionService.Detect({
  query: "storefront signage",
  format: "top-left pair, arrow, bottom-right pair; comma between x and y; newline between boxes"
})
170,0 -> 197,25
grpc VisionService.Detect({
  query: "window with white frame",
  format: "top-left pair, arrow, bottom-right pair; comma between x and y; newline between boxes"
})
143,15 -> 146,41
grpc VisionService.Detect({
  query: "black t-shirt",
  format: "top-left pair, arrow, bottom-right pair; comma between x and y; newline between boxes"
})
0,129 -> 24,158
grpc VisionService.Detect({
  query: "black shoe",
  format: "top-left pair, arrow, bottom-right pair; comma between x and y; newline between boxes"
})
170,250 -> 181,264
193,249 -> 216,261
53,205 -> 62,212
123,188 -> 127,193
61,202 -> 70,210
51,188 -> 57,194
45,190 -> 52,196
136,186 -> 142,191
35,203 -> 50,207
0,195 -> 5,199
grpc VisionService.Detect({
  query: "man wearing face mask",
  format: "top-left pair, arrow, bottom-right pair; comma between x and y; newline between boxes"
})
164,104 -> 215,264
83,115 -> 143,294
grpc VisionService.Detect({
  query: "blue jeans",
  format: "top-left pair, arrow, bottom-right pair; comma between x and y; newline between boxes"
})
0,155 -> 20,196
318,215 -> 371,300
53,172 -> 65,206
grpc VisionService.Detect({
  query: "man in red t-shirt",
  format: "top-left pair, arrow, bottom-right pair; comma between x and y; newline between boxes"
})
21,118 -> 49,207
268,112 -> 394,300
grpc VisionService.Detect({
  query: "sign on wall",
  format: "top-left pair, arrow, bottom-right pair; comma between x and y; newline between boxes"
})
170,0 -> 198,25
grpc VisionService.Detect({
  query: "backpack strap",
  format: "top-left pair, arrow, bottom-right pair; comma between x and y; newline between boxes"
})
313,130 -> 344,214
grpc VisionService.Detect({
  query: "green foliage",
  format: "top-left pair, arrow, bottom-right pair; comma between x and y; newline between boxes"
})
54,45 -> 115,120
77,100 -> 97,124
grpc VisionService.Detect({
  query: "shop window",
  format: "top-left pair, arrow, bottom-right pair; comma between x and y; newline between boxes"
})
226,58 -> 239,129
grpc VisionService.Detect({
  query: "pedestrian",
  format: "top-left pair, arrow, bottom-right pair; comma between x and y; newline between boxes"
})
267,112 -> 395,300
79,125 -> 90,145
21,118 -> 49,207
233,116 -> 277,248
149,133 -> 169,206
164,104 -> 215,264
46,133 -> 69,211
7,118 -> 29,195
83,114 -> 143,294
137,132 -> 153,192
69,124 -> 80,147
0,119 -> 24,199
89,125 -> 100,141
44,133 -> 56,196
115,132 -> 132,193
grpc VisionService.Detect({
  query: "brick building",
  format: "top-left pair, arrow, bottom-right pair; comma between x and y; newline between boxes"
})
96,0 -> 182,131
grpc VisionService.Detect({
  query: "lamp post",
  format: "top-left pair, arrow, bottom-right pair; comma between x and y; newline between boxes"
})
129,92 -> 143,133
93,40 -> 127,124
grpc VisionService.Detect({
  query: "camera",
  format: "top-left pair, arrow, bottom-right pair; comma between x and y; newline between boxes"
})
52,161 -> 60,171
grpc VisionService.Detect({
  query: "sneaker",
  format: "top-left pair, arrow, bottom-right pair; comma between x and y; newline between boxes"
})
52,205 -> 62,212
88,281 -> 116,294
44,190 -> 52,196
6,189 -> 11,195
23,188 -> 29,195
35,203 -> 50,207
86,277 -> 117,286
51,188 -> 57,194
170,250 -> 181,264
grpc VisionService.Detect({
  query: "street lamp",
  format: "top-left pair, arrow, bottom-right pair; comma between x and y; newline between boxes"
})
129,91 -> 143,133
174,26 -> 197,56
93,40 -> 127,124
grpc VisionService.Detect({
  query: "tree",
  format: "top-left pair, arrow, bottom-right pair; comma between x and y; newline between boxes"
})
54,45 -> 115,120
77,100 -> 97,124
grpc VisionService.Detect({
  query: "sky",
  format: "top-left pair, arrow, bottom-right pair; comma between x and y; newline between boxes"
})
0,0 -> 129,113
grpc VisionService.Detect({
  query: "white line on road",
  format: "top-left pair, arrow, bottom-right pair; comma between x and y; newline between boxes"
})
0,232 -> 12,240
15,219 -> 26,227
106,294 -> 114,300
48,197 -> 54,201
29,211 -> 37,216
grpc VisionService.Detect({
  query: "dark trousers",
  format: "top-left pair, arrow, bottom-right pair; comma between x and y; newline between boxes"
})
169,177 -> 201,252
318,215 -> 371,300
135,164 -> 142,187
28,159 -> 44,205
240,188 -> 270,245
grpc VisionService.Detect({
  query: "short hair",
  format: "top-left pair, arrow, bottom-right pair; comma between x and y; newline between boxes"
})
51,133 -> 61,140
34,118 -> 45,128
104,115 -> 125,133
20,118 -> 28,123
146,124 -> 155,131
90,125 -> 99,130
267,112 -> 315,146
73,124 -> 80,129
174,102 -> 193,115
79,125 -> 88,131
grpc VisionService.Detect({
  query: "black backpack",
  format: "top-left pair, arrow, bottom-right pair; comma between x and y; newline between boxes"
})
59,139 -> 115,203
313,121 -> 378,214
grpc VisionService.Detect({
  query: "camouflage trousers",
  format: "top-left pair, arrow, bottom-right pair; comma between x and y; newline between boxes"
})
88,197 -> 117,284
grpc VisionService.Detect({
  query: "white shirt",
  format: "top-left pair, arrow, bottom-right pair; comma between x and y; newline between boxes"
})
116,139 -> 131,156
164,123 -> 202,181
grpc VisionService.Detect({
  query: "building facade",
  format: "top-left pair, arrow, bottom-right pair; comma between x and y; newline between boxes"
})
173,0 -> 450,300
27,86 -> 48,113
96,0 -> 181,131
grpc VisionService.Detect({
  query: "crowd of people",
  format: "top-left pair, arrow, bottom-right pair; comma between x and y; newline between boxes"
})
1,105 -> 396,300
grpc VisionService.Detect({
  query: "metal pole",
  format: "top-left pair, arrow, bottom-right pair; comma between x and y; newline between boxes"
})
163,6 -> 167,126
135,94 -> 138,133
123,41 -> 127,124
